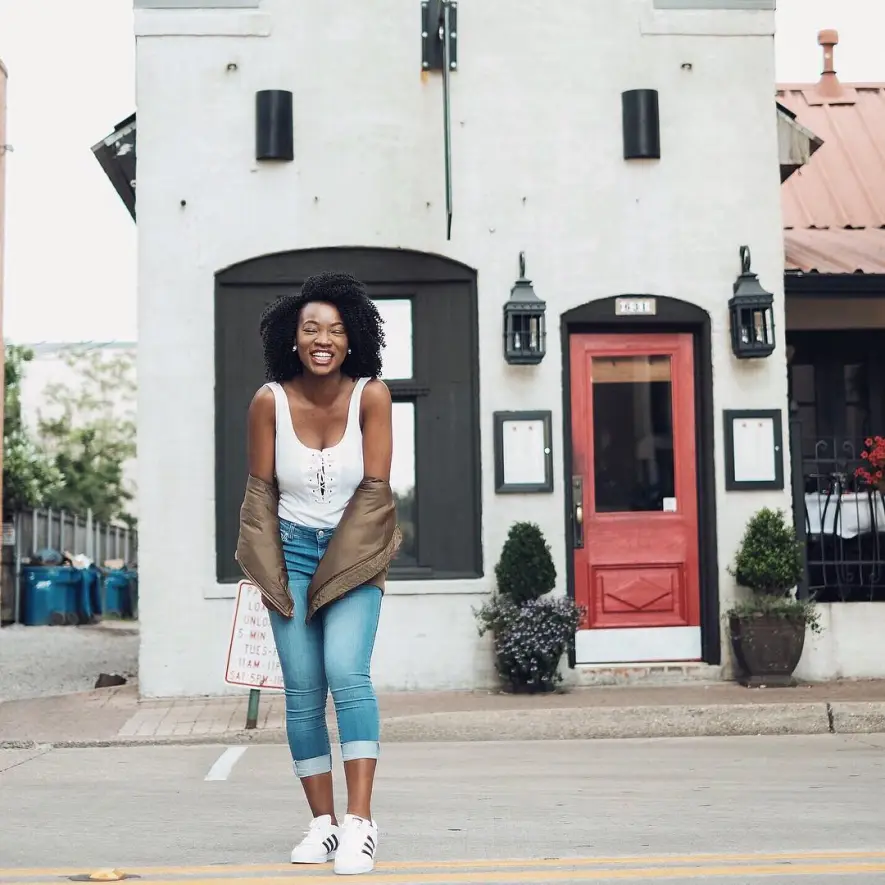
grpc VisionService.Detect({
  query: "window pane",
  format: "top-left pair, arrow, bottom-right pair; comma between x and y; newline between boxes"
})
375,299 -> 413,380
844,364 -> 866,406
790,364 -> 816,404
391,401 -> 417,561
592,355 -> 675,513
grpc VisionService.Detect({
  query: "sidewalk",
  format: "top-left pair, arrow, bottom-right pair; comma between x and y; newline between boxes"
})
2,678 -> 885,748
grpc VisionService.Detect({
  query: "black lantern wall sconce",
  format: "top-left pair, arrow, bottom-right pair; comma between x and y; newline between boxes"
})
503,253 -> 547,365
728,245 -> 776,359
256,90 -> 294,162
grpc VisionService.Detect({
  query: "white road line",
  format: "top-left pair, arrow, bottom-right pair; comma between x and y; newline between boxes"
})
204,746 -> 248,781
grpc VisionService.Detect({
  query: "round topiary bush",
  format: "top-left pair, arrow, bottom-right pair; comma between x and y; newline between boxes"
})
494,521 -> 556,605
731,507 -> 804,596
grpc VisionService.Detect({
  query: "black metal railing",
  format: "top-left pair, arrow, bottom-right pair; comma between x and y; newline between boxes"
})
790,428 -> 885,603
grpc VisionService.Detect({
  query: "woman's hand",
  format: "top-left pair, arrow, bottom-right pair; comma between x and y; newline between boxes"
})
247,386 -> 276,483
361,380 -> 393,482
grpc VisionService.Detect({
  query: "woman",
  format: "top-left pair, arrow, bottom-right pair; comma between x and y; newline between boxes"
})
243,271 -> 397,876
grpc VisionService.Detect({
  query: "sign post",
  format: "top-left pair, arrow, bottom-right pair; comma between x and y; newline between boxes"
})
225,581 -> 284,729
245,688 -> 261,730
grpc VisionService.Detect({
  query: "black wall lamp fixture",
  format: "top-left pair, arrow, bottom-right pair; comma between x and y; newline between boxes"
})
622,89 -> 661,160
256,89 -> 294,162
729,245 -> 776,359
503,253 -> 547,365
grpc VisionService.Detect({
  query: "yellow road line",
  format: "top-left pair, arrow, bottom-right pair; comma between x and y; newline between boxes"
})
4,860 -> 885,884
4,849 -> 885,878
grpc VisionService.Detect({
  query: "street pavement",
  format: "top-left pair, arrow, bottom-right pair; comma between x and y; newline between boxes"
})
1,735 -> 884,883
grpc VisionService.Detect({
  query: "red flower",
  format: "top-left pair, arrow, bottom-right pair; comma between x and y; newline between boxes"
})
855,436 -> 885,490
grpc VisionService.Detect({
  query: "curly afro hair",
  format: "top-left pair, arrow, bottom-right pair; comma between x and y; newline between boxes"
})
259,271 -> 386,382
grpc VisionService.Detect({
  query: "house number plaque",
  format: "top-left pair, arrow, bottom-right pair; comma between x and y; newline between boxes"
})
615,297 -> 657,316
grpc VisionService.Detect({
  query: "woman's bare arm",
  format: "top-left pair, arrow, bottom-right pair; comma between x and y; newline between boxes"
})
360,379 -> 393,482
247,386 -> 276,483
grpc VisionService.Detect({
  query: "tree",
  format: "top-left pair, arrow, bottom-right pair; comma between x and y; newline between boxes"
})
38,347 -> 137,525
2,345 -> 64,515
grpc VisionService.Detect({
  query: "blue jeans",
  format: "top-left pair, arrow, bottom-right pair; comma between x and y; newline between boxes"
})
268,519 -> 382,778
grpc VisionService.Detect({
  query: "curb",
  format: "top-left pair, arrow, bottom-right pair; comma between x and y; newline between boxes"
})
3,701 -> 885,750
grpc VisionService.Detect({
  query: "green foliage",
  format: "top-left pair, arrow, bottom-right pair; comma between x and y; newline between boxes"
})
494,522 -> 556,605
38,347 -> 137,525
476,521 -> 581,692
730,507 -> 804,596
727,507 -> 819,631
728,593 -> 822,635
2,346 -> 64,514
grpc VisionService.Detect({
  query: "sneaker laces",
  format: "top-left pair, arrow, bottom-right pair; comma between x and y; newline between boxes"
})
302,817 -> 331,840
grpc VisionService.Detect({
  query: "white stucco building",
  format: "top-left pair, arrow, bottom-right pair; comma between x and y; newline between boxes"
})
132,0 -> 848,698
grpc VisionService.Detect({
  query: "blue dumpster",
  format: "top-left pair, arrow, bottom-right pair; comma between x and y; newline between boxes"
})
78,568 -> 103,621
102,569 -> 137,619
21,567 -> 82,626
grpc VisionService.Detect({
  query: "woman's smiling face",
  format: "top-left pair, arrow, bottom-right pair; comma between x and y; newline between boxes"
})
295,300 -> 349,376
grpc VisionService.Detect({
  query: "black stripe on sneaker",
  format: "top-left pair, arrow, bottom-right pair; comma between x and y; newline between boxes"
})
330,834 -> 339,851
366,834 -> 375,850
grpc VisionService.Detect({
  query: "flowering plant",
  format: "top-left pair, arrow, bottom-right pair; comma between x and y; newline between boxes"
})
475,521 -> 584,692
475,595 -> 583,692
856,436 -> 885,491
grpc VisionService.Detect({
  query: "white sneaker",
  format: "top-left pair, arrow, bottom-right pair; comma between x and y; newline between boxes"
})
290,814 -> 339,864
332,814 -> 378,875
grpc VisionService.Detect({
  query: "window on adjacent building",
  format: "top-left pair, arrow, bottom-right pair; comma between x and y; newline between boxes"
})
135,1 -> 259,7
654,0 -> 774,9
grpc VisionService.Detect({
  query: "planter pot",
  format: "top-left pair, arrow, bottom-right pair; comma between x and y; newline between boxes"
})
729,613 -> 807,688
495,649 -> 563,694
501,680 -> 557,695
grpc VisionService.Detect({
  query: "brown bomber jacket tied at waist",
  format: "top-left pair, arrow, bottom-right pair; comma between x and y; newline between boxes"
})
236,474 -> 402,621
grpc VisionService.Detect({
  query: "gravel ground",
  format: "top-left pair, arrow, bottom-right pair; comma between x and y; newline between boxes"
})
0,625 -> 138,702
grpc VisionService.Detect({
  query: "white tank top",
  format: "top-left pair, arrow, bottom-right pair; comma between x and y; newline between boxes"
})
267,378 -> 369,529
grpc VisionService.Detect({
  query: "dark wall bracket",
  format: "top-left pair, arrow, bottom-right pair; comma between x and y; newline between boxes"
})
622,89 -> 661,160
421,0 -> 458,72
421,0 -> 458,239
256,89 -> 294,162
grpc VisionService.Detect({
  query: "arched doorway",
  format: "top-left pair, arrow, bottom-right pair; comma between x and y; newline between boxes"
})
561,295 -> 720,665
214,247 -> 482,584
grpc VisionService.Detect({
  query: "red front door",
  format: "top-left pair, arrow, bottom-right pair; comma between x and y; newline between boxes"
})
570,333 -> 701,663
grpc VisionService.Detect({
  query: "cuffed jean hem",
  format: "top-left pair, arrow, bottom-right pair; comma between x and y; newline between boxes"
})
293,753 -> 333,778
341,740 -> 381,762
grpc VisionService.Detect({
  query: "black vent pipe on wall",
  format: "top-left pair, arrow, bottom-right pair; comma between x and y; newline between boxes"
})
256,90 -> 294,161
622,89 -> 661,160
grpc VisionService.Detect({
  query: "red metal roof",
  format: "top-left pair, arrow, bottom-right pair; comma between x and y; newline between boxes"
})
777,32 -> 885,274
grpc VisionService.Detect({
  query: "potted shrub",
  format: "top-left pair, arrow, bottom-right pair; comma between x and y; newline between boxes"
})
474,522 -> 583,693
727,507 -> 820,687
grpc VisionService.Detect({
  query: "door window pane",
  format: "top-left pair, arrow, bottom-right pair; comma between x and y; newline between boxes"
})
391,401 -> 416,561
591,355 -> 675,513
375,299 -> 413,380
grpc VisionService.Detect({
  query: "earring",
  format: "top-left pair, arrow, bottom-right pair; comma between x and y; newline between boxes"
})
347,348 -> 352,354
292,344 -> 297,352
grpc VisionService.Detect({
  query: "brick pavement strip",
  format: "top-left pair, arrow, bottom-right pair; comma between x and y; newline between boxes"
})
3,680 -> 885,747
